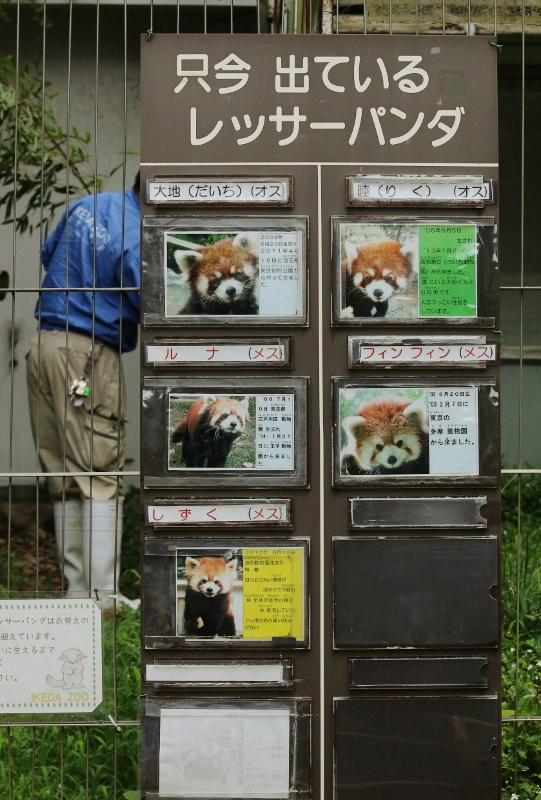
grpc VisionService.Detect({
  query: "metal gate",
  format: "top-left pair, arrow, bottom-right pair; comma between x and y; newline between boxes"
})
0,0 -> 539,797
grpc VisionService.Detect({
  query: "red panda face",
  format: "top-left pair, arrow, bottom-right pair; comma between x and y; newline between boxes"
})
345,239 -> 414,304
342,397 -> 428,472
174,234 -> 258,306
202,396 -> 249,436
185,556 -> 238,596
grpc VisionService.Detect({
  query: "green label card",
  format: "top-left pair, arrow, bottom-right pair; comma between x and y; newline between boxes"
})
418,225 -> 477,317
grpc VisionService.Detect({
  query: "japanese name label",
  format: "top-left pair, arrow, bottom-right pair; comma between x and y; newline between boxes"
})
147,177 -> 292,205
347,175 -> 493,207
148,500 -> 290,526
146,341 -> 289,366
141,36 -> 498,165
350,337 -> 496,367
0,599 -> 102,714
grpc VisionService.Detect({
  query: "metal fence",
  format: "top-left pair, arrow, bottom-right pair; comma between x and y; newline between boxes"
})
0,0 -> 539,797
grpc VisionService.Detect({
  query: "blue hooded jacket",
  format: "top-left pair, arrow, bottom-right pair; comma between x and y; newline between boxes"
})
37,189 -> 140,353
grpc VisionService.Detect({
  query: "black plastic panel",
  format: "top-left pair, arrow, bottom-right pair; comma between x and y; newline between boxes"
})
350,496 -> 487,529
334,696 -> 499,800
349,656 -> 488,689
334,537 -> 498,648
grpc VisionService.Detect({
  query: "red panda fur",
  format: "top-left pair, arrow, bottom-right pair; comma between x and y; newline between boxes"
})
341,396 -> 429,475
171,395 -> 249,469
183,556 -> 237,637
342,239 -> 415,318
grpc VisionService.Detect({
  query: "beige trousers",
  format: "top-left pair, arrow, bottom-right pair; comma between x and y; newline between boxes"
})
27,329 -> 126,501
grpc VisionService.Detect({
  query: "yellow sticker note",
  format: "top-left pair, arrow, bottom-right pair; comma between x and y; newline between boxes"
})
242,548 -> 304,641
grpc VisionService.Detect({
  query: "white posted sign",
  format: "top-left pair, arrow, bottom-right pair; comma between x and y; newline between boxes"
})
0,599 -> 102,714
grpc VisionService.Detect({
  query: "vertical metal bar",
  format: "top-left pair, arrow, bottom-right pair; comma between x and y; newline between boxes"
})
512,0 -> 528,791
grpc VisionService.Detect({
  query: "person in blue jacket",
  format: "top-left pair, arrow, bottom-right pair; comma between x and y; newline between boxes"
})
27,172 -> 141,610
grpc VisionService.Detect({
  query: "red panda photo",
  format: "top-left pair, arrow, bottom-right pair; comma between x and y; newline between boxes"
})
170,395 -> 251,469
170,233 -> 259,315
341,237 -> 417,319
182,556 -> 238,637
341,394 -> 429,475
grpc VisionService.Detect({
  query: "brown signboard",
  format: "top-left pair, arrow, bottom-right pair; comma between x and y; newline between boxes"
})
141,34 -> 498,166
140,32 -> 500,800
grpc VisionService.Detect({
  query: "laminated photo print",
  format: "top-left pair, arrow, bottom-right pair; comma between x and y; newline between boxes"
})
339,387 -> 479,477
337,221 -> 478,321
176,546 -> 306,642
168,393 -> 295,471
165,229 -> 303,318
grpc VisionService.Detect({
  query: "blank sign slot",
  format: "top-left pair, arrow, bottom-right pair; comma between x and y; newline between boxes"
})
334,537 -> 497,649
350,656 -> 488,689
335,696 -> 499,800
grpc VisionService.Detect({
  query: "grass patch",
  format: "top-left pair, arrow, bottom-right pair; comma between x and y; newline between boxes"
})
501,470 -> 541,798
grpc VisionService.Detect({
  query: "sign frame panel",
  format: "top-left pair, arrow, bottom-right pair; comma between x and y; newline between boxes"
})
143,216 -> 308,327
143,538 -> 310,650
143,377 -> 309,488
346,175 -> 494,208
332,216 -> 497,327
348,335 -> 497,369
332,377 -> 499,487
141,697 -> 311,800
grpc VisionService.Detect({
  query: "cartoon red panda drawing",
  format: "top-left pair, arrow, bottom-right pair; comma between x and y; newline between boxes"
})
173,233 -> 259,315
183,556 -> 238,637
171,395 -> 249,468
341,395 -> 429,475
341,238 -> 416,319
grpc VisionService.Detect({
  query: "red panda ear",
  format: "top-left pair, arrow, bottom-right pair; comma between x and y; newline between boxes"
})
185,556 -> 200,571
199,395 -> 216,414
399,240 -> 418,272
404,399 -> 429,433
173,249 -> 203,275
232,232 -> 259,256
226,559 -> 238,572
342,415 -> 366,439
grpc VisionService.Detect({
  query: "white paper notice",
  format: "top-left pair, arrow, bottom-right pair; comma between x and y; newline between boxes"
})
147,662 -> 285,684
256,395 -> 295,470
0,599 -> 102,714
159,708 -> 291,798
428,387 -> 479,475
258,233 -> 301,316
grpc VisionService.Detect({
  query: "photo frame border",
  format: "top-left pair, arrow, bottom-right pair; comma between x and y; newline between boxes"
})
332,377 -> 499,488
142,216 -> 309,327
143,538 -> 310,650
143,377 -> 309,488
331,216 -> 498,328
